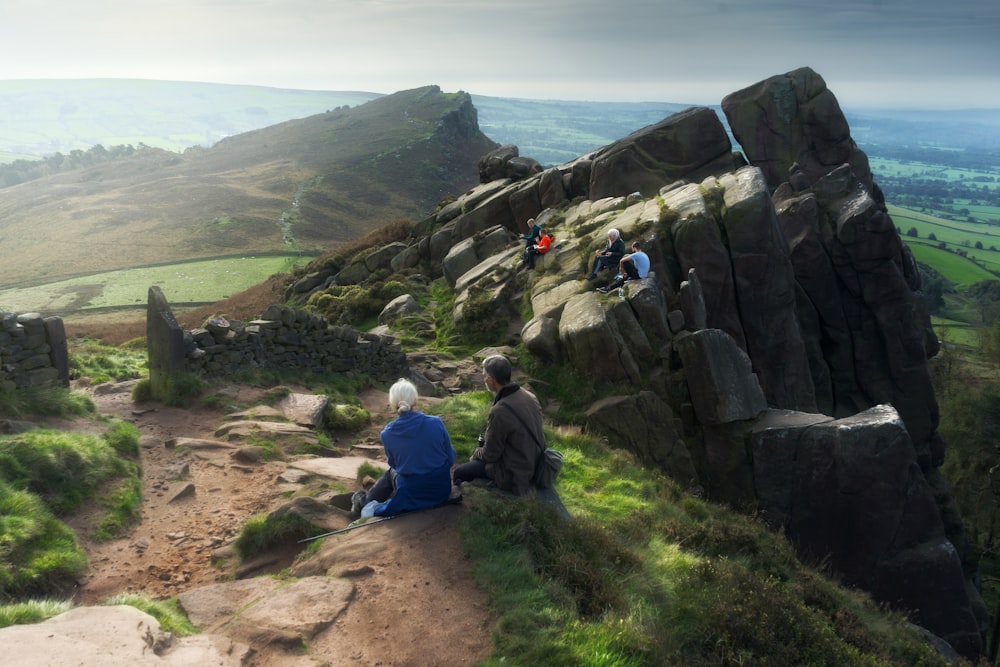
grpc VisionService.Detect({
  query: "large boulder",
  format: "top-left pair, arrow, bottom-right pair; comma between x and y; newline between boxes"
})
721,66 -> 874,194
751,405 -> 981,657
589,106 -> 735,199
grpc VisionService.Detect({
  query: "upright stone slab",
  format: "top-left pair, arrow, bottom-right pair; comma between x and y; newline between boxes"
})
146,286 -> 186,401
43,316 -> 70,387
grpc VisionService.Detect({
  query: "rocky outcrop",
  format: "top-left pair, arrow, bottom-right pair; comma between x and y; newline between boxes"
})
339,66 -> 980,657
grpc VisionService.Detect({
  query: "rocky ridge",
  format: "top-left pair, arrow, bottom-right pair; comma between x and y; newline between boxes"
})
292,66 -> 983,657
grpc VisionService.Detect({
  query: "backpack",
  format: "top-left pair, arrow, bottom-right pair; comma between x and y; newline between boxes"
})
499,401 -> 564,489
532,447 -> 564,489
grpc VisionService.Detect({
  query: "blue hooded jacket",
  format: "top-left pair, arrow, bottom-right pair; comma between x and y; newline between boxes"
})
372,411 -> 456,516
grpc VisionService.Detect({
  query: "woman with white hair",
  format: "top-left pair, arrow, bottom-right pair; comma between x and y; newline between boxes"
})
586,228 -> 626,281
351,378 -> 456,518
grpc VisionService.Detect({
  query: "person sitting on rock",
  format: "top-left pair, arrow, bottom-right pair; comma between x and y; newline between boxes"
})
586,228 -> 625,280
452,354 -> 544,496
520,217 -> 542,249
351,378 -> 456,518
597,240 -> 650,293
521,228 -> 553,270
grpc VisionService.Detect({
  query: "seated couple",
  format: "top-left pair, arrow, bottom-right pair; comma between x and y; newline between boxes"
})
595,240 -> 649,292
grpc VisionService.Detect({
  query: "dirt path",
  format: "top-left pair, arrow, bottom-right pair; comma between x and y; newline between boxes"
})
67,380 -> 494,666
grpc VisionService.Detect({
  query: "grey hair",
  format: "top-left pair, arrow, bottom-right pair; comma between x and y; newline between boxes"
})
388,378 -> 418,414
482,355 -> 512,385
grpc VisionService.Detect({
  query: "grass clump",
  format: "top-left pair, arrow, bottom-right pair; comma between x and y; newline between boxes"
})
0,598 -> 72,628
102,593 -> 197,636
0,385 -> 95,420
0,425 -> 143,595
0,480 -> 88,598
234,513 -> 317,561
68,337 -> 147,383
325,403 -> 370,432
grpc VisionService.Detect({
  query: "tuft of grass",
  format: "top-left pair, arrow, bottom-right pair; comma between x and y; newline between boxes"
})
0,385 -> 95,420
68,338 -> 147,383
0,429 -> 133,515
0,479 -> 89,598
356,461 -> 384,482
102,593 -> 197,636
103,421 -> 141,459
0,598 -> 72,629
325,403 -> 370,431
93,475 -> 143,540
233,513 -> 317,561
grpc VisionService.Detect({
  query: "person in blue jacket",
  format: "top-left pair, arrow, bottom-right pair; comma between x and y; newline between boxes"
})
351,378 -> 456,518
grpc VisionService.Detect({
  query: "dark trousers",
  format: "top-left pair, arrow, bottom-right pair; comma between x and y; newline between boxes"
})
589,254 -> 622,277
606,260 -> 640,290
364,468 -> 398,503
453,459 -> 488,485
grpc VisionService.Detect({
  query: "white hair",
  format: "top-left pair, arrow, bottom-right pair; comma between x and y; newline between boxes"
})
388,378 -> 418,414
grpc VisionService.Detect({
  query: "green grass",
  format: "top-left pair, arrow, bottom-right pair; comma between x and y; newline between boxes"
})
0,385 -> 95,420
0,254 -> 315,313
424,393 -> 954,666
906,241 -> 997,288
0,423 -> 143,596
0,598 -> 72,628
101,593 -> 197,636
69,338 -> 148,383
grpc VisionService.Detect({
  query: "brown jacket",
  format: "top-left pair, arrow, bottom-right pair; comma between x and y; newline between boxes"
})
473,384 -> 544,495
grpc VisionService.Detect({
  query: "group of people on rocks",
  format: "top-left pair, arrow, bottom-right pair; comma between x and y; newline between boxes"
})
350,219 -> 651,520
350,354 -> 547,519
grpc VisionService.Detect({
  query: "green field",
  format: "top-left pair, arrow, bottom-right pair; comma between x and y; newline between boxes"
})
0,254 -> 314,315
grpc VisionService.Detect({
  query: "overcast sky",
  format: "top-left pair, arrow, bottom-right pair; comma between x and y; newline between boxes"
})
2,0 -> 998,110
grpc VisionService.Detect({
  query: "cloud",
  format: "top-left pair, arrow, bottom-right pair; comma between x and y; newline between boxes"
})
1,0 -> 998,108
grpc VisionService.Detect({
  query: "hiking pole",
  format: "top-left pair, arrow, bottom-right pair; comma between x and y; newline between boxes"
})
297,495 -> 463,543
298,514 -> 402,542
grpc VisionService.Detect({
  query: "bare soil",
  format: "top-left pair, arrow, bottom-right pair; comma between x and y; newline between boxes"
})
64,379 -> 494,666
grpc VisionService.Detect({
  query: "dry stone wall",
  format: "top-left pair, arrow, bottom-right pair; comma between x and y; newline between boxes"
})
175,301 -> 406,382
0,311 -> 69,391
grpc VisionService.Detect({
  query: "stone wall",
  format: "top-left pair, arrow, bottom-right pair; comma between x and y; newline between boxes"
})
0,311 -> 69,391
178,302 -> 407,382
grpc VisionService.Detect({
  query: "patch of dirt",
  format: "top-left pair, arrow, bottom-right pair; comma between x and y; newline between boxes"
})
64,377 -> 494,665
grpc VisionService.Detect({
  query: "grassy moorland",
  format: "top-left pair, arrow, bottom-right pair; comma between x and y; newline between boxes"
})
0,85 -> 495,289
0,253 -> 314,315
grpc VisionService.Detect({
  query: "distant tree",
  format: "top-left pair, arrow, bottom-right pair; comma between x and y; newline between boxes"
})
906,227 -> 919,238
928,232 -> 938,241
938,241 -> 948,250
976,241 -> 984,250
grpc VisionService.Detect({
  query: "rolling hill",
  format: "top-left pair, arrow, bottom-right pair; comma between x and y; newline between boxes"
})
0,86 -> 497,289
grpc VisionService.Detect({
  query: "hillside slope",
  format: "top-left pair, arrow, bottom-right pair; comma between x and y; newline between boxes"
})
0,86 -> 497,288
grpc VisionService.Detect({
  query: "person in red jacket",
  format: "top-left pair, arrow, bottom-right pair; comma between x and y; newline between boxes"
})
521,228 -> 553,269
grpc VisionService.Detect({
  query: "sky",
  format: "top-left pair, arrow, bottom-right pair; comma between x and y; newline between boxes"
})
2,0 -> 998,110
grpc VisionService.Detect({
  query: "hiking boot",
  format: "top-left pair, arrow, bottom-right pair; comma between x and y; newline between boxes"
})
350,490 -> 366,518
596,286 -> 609,293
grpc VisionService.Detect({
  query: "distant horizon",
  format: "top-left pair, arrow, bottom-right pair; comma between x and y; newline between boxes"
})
3,76 -> 1000,116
